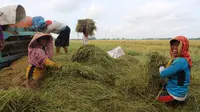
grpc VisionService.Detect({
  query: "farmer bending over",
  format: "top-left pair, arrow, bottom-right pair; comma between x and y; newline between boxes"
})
45,20 -> 71,54
158,36 -> 192,107
26,33 -> 61,89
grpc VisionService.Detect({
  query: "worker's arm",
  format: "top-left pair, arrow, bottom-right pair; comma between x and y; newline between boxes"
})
160,58 -> 187,78
44,58 -> 62,69
45,27 -> 51,33
45,24 -> 54,33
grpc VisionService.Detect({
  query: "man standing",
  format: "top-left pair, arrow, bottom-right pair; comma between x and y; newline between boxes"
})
45,20 -> 71,54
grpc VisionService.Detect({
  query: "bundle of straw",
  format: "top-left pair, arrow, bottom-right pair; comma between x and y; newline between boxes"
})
145,52 -> 168,93
75,19 -> 97,36
71,45 -> 113,67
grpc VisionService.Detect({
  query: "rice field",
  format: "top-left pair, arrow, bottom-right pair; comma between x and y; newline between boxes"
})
0,40 -> 199,112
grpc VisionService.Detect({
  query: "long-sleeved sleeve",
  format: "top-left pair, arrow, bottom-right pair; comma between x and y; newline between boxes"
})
45,27 -> 52,33
160,58 -> 187,78
45,24 -> 55,34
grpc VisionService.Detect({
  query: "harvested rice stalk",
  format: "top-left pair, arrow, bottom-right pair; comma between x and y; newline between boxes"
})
145,52 -> 168,93
75,19 -> 97,36
71,45 -> 113,67
69,45 -> 116,85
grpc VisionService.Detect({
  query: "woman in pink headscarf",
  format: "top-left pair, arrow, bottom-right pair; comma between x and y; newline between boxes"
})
158,36 -> 192,107
26,32 -> 61,89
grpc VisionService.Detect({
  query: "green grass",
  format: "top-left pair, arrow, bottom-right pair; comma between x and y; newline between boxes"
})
0,40 -> 199,112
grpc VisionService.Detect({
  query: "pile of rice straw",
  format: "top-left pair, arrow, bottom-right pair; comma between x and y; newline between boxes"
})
75,19 -> 97,36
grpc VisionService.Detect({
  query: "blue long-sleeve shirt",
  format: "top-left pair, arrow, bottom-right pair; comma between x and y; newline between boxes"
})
160,58 -> 190,98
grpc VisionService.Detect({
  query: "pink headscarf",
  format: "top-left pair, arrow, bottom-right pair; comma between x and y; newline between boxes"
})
169,36 -> 192,68
28,33 -> 54,68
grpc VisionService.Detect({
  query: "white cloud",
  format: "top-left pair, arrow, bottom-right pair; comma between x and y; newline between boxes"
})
86,2 -> 106,19
51,0 -> 92,13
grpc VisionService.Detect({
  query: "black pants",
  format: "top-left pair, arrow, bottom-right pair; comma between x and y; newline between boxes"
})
55,26 -> 71,47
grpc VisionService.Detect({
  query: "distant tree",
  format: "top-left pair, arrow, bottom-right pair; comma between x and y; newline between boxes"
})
189,38 -> 200,40
89,37 -> 97,40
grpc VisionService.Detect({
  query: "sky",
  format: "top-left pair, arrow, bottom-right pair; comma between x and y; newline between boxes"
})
0,0 -> 200,39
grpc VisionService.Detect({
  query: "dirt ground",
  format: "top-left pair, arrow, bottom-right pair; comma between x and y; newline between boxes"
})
0,56 -> 28,89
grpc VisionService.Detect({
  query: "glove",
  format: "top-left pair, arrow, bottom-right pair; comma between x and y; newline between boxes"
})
159,66 -> 165,73
44,58 -> 62,69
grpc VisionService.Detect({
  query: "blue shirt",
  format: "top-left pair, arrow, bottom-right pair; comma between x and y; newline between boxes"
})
160,58 -> 190,97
